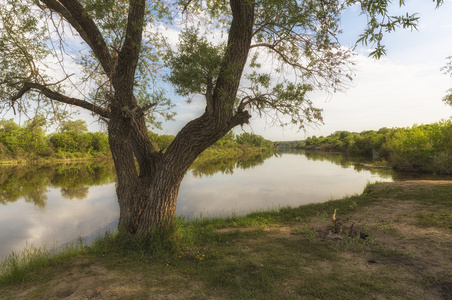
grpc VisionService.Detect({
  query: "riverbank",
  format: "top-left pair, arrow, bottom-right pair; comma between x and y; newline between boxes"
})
1,181 -> 451,299
0,156 -> 112,165
279,120 -> 452,175
0,144 -> 274,166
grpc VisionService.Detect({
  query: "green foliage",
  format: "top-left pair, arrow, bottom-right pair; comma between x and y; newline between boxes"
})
0,0 -> 49,90
60,120 -> 89,134
0,119 -> 109,160
235,132 -> 274,148
0,120 -> 275,162
385,121 -> 452,173
0,117 -> 52,159
443,89 -> 452,106
354,0 -> 443,58
214,130 -> 237,147
0,0 -> 173,126
147,131 -> 274,156
164,28 -> 224,99
148,132 -> 175,151
442,56 -> 452,106
290,120 -> 452,174
171,0 -> 357,129
89,132 -> 109,153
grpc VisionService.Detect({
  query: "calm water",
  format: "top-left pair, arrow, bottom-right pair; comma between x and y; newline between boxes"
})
1,150 -> 447,258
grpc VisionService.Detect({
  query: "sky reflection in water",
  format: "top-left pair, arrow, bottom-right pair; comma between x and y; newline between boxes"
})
177,152 -> 392,218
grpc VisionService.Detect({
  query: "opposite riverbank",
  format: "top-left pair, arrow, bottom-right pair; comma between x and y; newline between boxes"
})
0,144 -> 275,166
1,181 -> 451,299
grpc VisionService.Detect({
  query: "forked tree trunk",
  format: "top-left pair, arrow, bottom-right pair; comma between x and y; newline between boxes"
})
108,112 -> 234,235
106,104 -> 182,235
106,0 -> 254,236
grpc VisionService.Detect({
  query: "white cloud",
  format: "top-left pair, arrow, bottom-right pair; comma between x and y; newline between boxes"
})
0,184 -> 118,258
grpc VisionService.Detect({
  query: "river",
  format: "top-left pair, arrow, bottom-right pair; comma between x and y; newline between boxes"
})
1,150 -> 449,259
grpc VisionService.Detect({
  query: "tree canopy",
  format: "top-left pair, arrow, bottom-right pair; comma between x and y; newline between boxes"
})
1,0 -> 442,129
60,119 -> 88,133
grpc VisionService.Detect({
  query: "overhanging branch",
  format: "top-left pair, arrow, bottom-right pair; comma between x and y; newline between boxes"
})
11,82 -> 111,119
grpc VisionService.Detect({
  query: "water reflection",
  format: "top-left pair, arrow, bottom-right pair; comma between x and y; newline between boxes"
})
2,150 -> 451,259
284,149 -> 452,181
177,150 -> 396,218
0,161 -> 116,206
0,150 -> 395,209
282,149 -> 395,179
190,150 -> 276,177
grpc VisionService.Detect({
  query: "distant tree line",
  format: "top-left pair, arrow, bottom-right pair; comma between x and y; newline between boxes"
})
0,117 -> 275,162
148,130 -> 275,152
0,117 -> 109,160
278,120 -> 452,174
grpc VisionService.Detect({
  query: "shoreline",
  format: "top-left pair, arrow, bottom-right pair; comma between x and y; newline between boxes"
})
0,156 -> 112,166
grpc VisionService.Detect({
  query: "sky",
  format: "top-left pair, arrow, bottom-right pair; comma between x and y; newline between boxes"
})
297,0 -> 452,140
3,0 -> 452,141
150,0 -> 452,141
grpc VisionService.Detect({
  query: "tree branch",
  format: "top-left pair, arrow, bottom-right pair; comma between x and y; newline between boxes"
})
212,0 -> 254,118
229,110 -> 251,128
114,0 -> 146,99
11,82 -> 111,119
39,0 -> 115,77
250,42 -> 312,74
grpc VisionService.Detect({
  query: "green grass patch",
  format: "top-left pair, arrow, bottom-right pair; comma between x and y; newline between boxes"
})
416,211 -> 452,229
365,184 -> 452,208
0,239 -> 87,286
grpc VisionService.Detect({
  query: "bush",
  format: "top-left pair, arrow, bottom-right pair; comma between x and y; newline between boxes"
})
431,152 -> 452,174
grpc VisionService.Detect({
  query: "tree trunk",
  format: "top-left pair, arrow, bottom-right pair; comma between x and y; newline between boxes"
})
105,0 -> 255,236
107,111 -> 227,235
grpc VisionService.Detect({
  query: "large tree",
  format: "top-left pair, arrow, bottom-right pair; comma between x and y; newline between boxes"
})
0,0 -> 440,236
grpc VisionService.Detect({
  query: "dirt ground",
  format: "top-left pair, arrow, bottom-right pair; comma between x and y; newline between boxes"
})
2,180 -> 452,299
317,180 -> 452,299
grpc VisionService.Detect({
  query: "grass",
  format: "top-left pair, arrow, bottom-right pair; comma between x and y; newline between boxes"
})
1,181 -> 452,299
416,211 -> 452,229
0,239 -> 87,286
